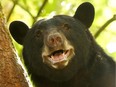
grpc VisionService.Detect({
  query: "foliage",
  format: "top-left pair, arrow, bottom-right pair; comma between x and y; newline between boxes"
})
1,0 -> 116,60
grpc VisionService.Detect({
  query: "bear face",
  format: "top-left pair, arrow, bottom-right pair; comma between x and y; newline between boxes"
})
22,15 -> 93,82
24,15 -> 92,69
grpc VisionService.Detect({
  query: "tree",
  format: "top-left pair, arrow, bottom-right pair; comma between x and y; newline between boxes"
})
0,3 -> 29,87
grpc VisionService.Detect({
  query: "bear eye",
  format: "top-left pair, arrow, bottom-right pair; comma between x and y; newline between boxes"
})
36,30 -> 43,37
62,23 -> 70,31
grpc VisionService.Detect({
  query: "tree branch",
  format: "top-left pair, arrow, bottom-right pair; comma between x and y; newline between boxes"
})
7,0 -> 18,22
94,14 -> 116,38
12,0 -> 35,20
32,0 -> 48,25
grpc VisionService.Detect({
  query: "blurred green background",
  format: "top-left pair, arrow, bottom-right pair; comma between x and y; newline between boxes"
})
1,0 -> 116,61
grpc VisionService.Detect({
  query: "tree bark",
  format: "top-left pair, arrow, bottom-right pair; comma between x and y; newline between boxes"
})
0,3 -> 29,87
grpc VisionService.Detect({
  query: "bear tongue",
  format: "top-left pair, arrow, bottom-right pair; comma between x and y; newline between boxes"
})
51,53 -> 66,63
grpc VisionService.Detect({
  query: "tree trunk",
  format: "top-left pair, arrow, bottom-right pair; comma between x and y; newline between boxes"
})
0,3 -> 29,87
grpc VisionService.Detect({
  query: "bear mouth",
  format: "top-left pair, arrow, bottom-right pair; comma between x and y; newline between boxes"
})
47,49 -> 70,64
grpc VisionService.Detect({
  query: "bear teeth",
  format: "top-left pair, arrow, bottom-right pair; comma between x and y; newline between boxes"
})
49,50 -> 64,58
47,50 -> 70,64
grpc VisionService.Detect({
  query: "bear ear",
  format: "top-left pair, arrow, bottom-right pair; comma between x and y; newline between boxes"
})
9,21 -> 29,45
73,2 -> 95,28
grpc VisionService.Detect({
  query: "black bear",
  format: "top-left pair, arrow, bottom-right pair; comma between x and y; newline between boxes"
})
9,2 -> 115,87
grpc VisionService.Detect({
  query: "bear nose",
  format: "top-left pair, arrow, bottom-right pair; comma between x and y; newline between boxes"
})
47,33 -> 63,47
